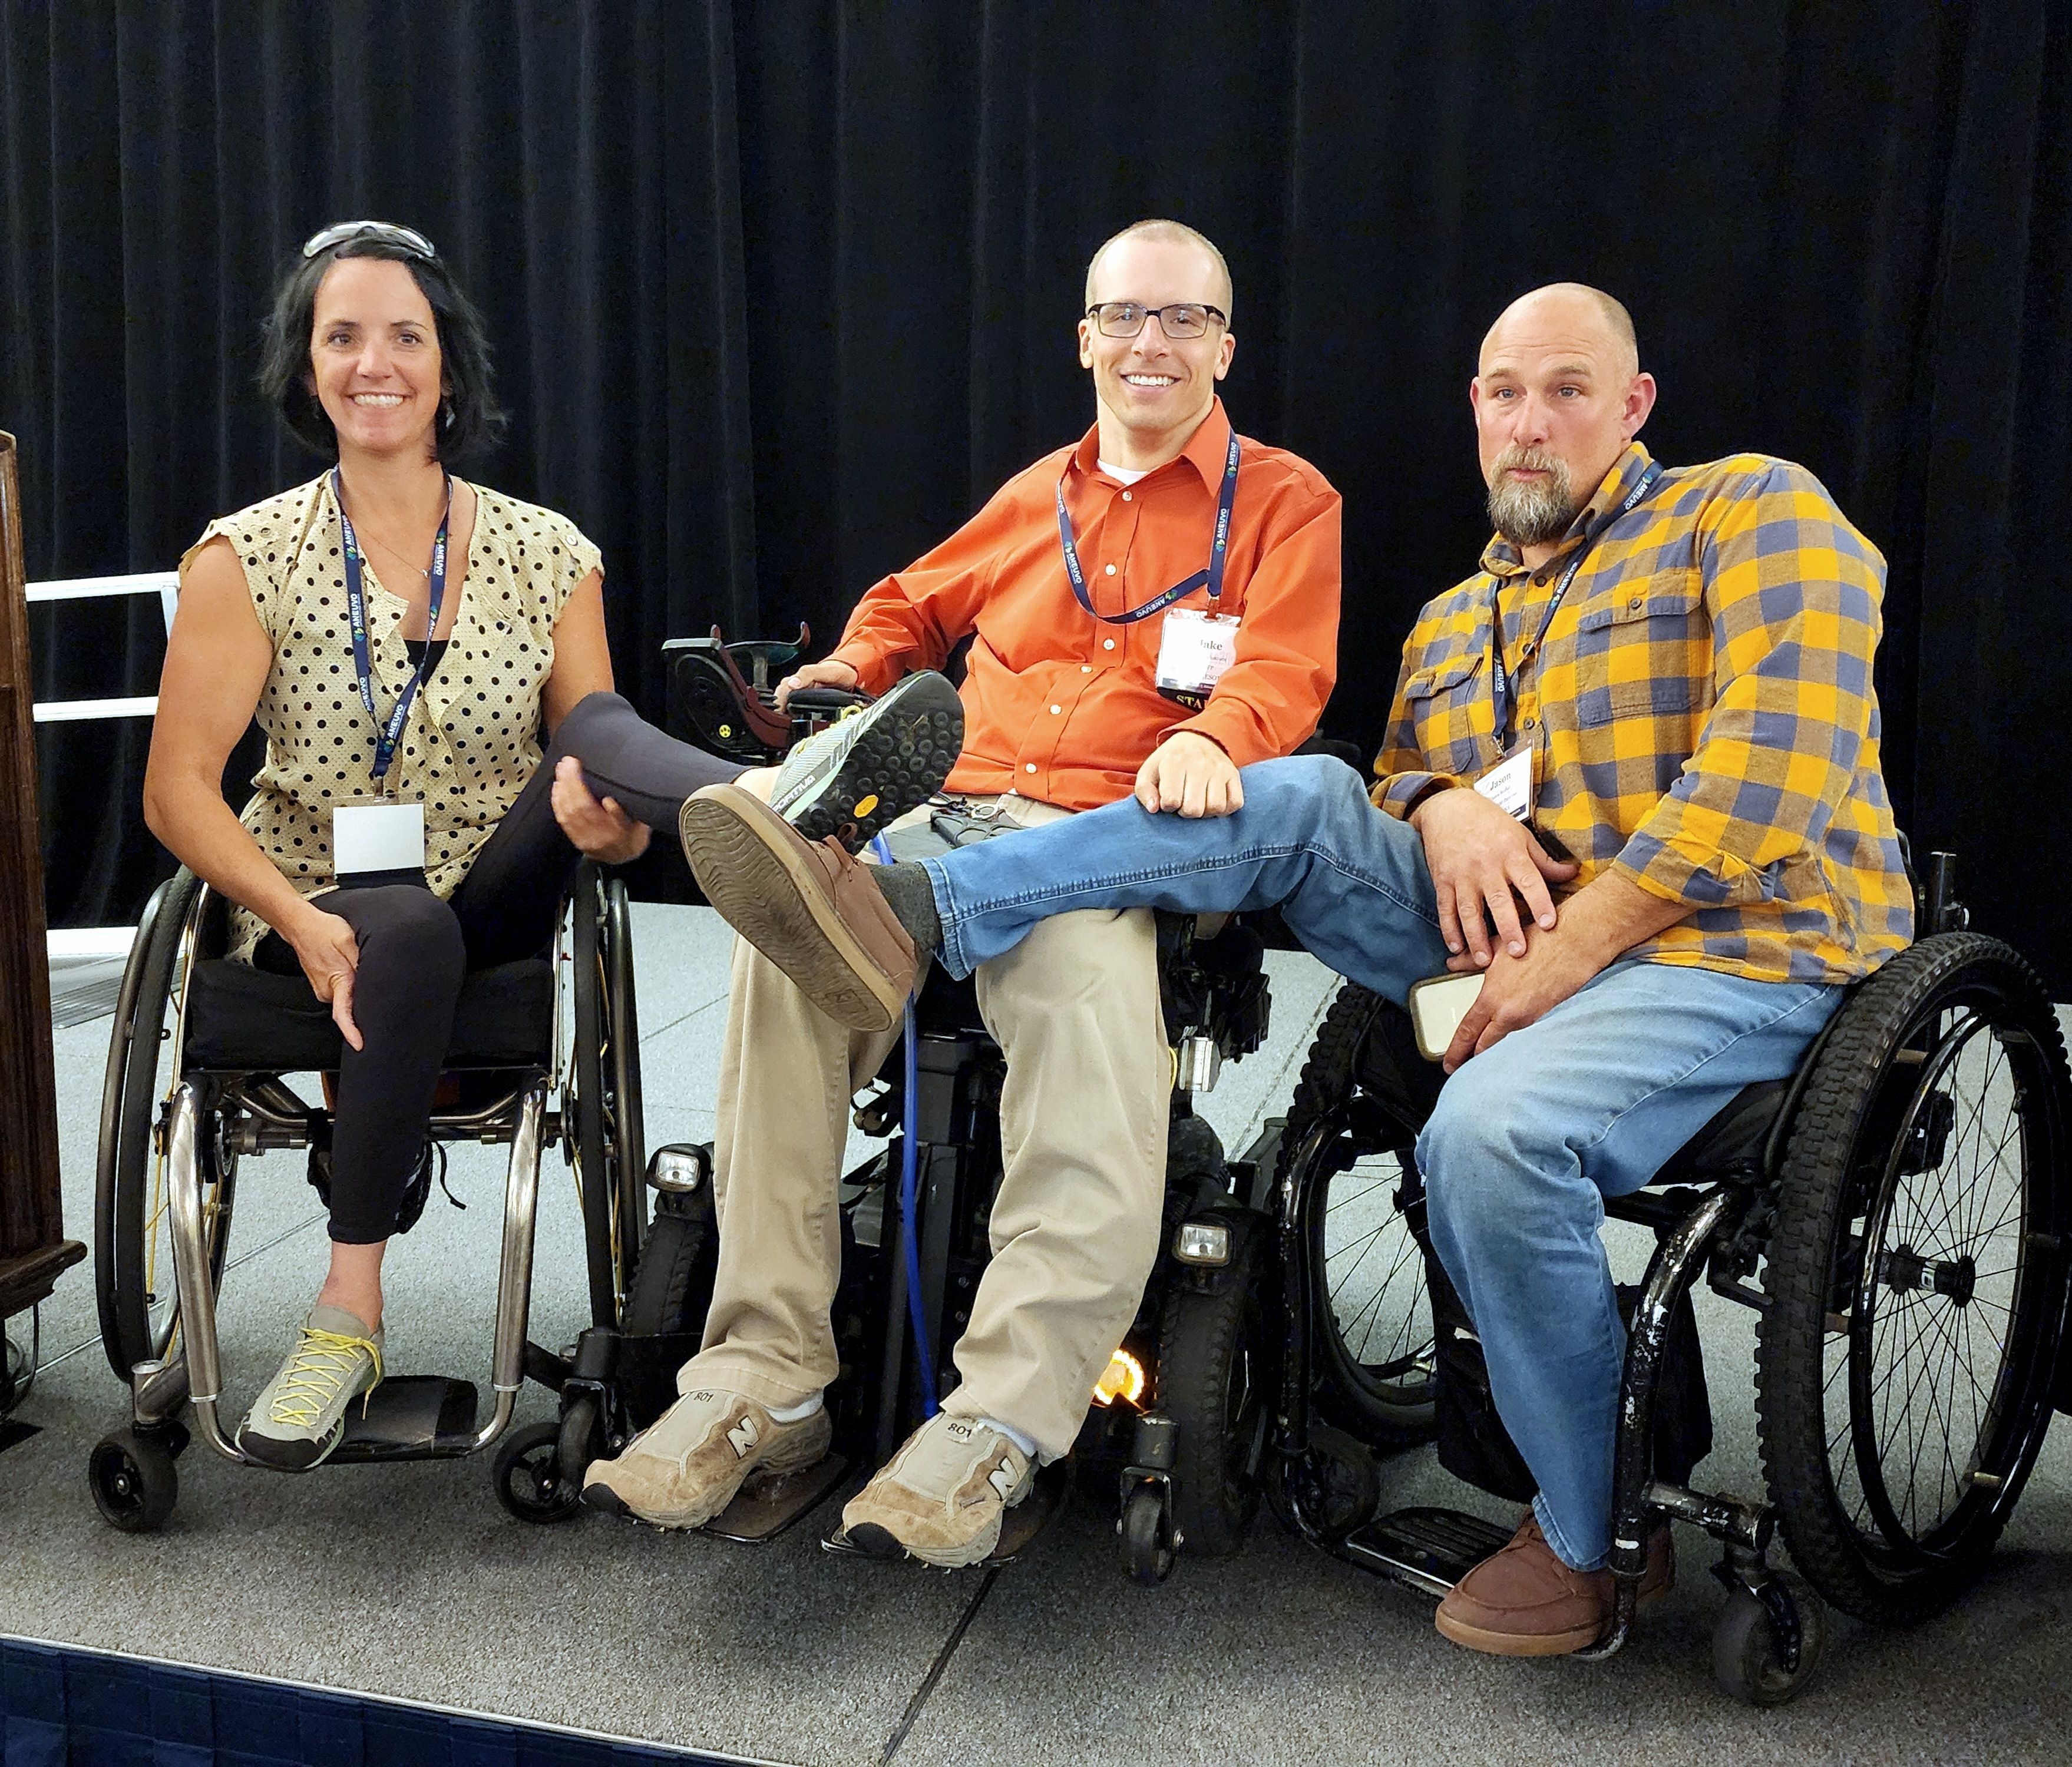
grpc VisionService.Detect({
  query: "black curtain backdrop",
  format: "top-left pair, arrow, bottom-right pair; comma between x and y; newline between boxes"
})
5,1 -> 2070,989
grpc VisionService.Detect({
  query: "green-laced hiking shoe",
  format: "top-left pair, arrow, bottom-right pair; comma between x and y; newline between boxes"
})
768,670 -> 963,851
235,1304 -> 384,1471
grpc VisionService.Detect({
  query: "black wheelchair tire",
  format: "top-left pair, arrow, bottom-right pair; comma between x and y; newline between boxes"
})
1756,934 -> 2072,1625
96,871 -> 235,1384
89,1428 -> 179,1533
622,1184 -> 719,1339
1121,1483 -> 1177,1584
570,868 -> 646,1326
1278,984 -> 1437,1445
1156,1222 -> 1270,1558
494,1419 -> 584,1524
1711,1570 -> 1827,1706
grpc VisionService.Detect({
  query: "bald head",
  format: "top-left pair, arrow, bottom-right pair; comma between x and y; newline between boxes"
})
1470,283 -> 1657,561
1085,219 -> 1233,323
1481,283 -> 1638,378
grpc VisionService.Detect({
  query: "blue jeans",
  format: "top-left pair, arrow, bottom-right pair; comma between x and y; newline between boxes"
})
918,755 -> 1842,1566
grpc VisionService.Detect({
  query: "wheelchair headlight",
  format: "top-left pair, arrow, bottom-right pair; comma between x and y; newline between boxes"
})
1092,1347 -> 1146,1408
646,1144 -> 708,1194
1173,1220 -> 1231,1267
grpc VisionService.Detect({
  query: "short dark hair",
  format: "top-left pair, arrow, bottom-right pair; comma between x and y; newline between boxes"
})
258,233 -> 508,461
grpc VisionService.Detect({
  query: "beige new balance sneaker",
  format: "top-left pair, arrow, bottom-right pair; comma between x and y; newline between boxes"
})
581,1387 -> 832,1529
841,1411 -> 1033,1567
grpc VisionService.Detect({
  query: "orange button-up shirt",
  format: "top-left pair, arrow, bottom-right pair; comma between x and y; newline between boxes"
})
827,399 -> 1341,809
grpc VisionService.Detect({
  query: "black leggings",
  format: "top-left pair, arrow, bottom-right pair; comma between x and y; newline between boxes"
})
254,691 -> 743,1243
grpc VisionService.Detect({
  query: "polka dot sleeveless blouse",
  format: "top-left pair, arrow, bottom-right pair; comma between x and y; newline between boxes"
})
180,475 -> 601,962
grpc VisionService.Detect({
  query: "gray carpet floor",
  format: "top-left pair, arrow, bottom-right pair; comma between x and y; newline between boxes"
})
4,906 -> 2068,1765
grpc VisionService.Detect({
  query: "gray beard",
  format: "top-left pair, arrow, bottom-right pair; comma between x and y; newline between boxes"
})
1487,459 -> 1579,548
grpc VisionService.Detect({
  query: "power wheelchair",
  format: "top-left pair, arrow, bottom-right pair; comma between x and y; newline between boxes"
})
1267,853 -> 2072,1703
85,857 -> 657,1531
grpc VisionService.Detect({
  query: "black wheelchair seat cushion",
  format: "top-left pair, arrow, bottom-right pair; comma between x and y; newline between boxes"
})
183,956 -> 555,1071
1653,1078 -> 1787,1184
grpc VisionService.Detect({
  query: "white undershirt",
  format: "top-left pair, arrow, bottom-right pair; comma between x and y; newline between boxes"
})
1098,458 -> 1151,486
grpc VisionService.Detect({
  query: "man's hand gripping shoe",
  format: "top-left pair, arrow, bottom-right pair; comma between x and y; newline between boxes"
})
581,1387 -> 833,1530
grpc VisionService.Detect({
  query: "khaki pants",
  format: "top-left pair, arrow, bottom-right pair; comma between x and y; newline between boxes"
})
685,798 -> 1169,1460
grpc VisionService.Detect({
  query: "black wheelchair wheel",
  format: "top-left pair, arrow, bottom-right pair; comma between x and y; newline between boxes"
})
494,1419 -> 584,1524
1156,1221 -> 1271,1557
1756,934 -> 2072,1624
95,872 -> 236,1383
570,867 -> 646,1326
89,1427 -> 179,1533
1279,985 -> 1437,1445
1711,1570 -> 1827,1707
1121,1483 -> 1177,1584
622,1181 -> 719,1338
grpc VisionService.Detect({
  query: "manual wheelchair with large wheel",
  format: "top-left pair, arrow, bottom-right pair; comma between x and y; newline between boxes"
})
1263,853 -> 2072,1703
86,858 -> 662,1531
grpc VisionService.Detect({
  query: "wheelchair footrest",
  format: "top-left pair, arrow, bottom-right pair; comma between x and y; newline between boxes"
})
1336,1505 -> 1516,1599
702,1453 -> 851,1543
821,1458 -> 1070,1566
331,1377 -> 480,1462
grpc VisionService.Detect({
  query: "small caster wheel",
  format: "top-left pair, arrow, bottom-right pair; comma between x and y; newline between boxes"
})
1305,1425 -> 1380,1540
1121,1483 -> 1177,1585
556,1393 -> 604,1488
89,1428 -> 179,1533
1713,1569 -> 1827,1706
493,1419 -> 583,1524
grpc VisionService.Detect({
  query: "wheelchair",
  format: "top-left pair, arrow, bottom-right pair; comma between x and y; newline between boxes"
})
639,630 -> 1286,1559
1264,853 -> 2072,1703
85,857 -> 665,1531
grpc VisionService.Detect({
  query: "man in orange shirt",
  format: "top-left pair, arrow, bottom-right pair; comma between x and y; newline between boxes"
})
586,219 -> 1341,1564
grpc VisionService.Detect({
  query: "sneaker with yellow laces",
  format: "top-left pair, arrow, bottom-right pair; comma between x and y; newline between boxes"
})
235,1304 -> 384,1471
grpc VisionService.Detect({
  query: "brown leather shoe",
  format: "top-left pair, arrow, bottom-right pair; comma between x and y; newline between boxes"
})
1433,1513 -> 1674,1657
678,782 -> 917,1031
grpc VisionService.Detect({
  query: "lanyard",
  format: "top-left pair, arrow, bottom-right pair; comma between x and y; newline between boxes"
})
335,467 -> 451,788
1489,459 -> 1664,744
1055,426 -> 1241,626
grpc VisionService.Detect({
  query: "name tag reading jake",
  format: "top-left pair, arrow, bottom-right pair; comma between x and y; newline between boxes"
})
1156,607 -> 1241,710
333,798 -> 426,879
1474,744 -> 1534,822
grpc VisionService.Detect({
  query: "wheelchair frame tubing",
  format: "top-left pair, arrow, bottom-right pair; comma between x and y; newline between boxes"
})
571,874 -> 619,1326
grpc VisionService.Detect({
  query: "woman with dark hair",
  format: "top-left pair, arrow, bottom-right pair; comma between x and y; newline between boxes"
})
146,221 -> 960,1470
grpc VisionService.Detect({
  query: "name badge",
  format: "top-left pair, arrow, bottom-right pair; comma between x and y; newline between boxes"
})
333,798 -> 426,878
1474,744 -> 1534,822
1156,607 -> 1241,710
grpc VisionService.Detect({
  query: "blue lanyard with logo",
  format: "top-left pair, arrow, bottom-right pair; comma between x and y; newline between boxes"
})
335,467 -> 451,790
1055,426 -> 1241,625
1489,459 -> 1665,744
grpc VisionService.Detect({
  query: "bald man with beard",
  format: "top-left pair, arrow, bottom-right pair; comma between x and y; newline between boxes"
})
679,282 -> 1915,1655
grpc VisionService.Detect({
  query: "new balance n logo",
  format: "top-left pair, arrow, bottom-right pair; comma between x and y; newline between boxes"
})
726,1415 -> 761,1458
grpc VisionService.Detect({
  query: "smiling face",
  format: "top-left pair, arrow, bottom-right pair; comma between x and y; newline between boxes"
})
1469,285 -> 1656,557
307,255 -> 446,463
1077,234 -> 1235,468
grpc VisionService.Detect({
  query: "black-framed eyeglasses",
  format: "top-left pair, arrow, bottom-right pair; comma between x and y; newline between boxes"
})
301,220 -> 438,262
1085,300 -> 1228,340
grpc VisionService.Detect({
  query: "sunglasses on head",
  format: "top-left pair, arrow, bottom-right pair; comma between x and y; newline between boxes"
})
300,220 -> 438,261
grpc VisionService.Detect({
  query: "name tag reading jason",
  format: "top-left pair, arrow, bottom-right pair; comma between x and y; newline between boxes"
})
1473,745 -> 1534,822
1156,607 -> 1241,709
333,798 -> 425,878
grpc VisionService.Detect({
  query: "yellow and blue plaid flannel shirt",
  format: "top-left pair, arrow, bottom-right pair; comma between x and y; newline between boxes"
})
1372,441 -> 1913,985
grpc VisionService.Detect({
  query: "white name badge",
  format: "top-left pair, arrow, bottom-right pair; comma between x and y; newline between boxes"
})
333,799 -> 426,876
1156,607 -> 1241,702
1473,745 -> 1534,822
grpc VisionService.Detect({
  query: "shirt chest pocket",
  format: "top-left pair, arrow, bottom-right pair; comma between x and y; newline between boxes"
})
1402,651 -> 1486,776
1568,580 -> 1707,729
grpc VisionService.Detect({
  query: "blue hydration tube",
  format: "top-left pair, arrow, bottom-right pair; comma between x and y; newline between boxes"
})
871,835 -> 938,1416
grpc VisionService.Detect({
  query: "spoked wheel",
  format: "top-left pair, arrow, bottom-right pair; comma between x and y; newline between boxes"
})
1277,984 -> 1438,1447
1156,1220 -> 1271,1557
1303,1111 -> 1436,1445
1757,935 -> 2072,1623
96,872 -> 237,1382
493,1419 -> 585,1524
